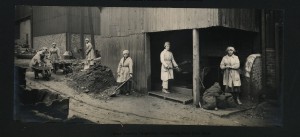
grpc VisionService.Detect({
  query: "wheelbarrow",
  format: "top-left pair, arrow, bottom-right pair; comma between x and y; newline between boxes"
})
32,65 -> 52,81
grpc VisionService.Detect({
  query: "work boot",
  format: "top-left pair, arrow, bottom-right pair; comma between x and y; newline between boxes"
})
162,88 -> 170,94
237,98 -> 242,105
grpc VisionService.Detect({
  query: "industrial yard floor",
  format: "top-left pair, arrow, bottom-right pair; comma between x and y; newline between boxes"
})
22,71 -> 280,126
15,59 -> 281,126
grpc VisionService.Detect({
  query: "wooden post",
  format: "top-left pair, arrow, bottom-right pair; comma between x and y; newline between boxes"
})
275,23 -> 280,97
145,34 -> 151,92
30,6 -> 33,49
261,9 -> 267,92
66,7 -> 71,51
88,7 -> 96,50
193,29 -> 200,106
80,7 -> 85,59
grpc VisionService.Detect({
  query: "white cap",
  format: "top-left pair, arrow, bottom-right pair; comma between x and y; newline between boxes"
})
123,50 -> 129,54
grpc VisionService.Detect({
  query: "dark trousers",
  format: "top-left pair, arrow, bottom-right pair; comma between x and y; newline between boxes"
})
225,86 -> 241,102
120,80 -> 132,94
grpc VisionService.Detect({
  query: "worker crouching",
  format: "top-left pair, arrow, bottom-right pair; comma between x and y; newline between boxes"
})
29,47 -> 52,80
117,50 -> 133,95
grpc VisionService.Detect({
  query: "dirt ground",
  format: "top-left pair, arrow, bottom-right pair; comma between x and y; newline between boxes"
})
15,59 -> 282,126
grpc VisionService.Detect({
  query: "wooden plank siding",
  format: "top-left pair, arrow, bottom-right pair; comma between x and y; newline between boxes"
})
15,6 -> 32,21
68,7 -> 101,35
100,8 -> 219,37
32,6 -> 67,37
100,8 -> 259,37
96,34 -> 148,91
32,6 -> 100,37
218,9 -> 259,32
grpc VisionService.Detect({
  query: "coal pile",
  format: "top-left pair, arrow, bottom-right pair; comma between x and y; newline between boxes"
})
66,61 -> 118,99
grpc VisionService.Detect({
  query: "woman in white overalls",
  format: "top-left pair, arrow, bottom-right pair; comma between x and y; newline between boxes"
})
220,46 -> 242,105
160,42 -> 179,94
117,50 -> 133,95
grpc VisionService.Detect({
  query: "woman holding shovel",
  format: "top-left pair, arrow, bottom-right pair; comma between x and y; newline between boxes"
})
160,42 -> 180,94
82,38 -> 96,71
117,50 -> 133,95
220,46 -> 242,105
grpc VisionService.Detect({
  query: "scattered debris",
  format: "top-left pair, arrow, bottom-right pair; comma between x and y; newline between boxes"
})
66,61 -> 118,99
242,100 -> 280,120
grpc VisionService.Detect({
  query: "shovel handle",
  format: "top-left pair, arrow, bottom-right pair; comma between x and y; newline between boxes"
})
115,77 -> 131,91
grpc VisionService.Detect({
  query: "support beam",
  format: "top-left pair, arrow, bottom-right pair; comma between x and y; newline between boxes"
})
66,7 -> 71,51
80,7 -> 85,59
261,9 -> 267,93
275,23 -> 280,97
193,29 -> 200,106
88,7 -> 96,50
145,34 -> 151,92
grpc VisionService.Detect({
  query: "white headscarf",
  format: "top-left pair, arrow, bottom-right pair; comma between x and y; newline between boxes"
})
226,46 -> 236,52
123,50 -> 129,54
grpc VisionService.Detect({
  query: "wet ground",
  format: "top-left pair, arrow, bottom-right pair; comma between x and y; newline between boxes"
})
15,59 -> 282,126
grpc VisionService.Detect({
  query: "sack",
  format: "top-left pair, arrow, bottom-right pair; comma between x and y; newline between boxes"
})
226,96 -> 237,108
216,93 -> 237,108
202,96 -> 217,110
216,94 -> 227,109
202,82 -> 221,110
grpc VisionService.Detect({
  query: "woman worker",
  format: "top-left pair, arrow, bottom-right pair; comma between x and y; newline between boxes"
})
117,50 -> 133,95
49,42 -> 61,72
220,46 -> 242,105
29,47 -> 49,79
160,42 -> 179,94
83,38 -> 96,70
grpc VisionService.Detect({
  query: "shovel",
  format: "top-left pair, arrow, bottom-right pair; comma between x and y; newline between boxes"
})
110,77 -> 132,97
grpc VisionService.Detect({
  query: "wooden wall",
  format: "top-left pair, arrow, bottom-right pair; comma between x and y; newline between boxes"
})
32,6 -> 67,37
100,8 -> 260,37
100,7 -> 219,37
15,5 -> 32,20
32,6 -> 100,37
96,34 -> 147,91
67,7 -> 101,34
218,9 -> 259,32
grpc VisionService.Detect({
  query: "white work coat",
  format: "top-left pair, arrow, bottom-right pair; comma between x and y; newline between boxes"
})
117,57 -> 133,83
29,51 -> 46,68
160,49 -> 178,81
220,54 -> 241,87
85,42 -> 95,61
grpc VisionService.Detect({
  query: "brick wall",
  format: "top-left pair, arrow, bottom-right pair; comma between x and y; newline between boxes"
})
33,33 -> 66,57
266,48 -> 276,89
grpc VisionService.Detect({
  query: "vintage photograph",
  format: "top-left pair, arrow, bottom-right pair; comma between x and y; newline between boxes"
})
14,6 -> 283,126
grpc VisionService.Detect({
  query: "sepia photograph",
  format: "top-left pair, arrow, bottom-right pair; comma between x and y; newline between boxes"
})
14,6 -> 284,126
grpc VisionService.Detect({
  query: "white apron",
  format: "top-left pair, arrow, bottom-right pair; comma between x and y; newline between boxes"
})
117,57 -> 133,83
220,54 -> 241,87
160,49 -> 178,81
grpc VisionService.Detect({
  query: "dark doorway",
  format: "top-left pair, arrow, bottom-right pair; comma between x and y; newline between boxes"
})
149,30 -> 193,91
199,27 -> 257,91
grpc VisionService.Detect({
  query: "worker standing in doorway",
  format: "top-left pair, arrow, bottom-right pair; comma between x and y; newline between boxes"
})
117,50 -> 133,95
220,46 -> 242,105
160,42 -> 180,94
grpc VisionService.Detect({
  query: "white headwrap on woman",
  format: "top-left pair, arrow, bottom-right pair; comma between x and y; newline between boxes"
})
226,46 -> 235,52
123,50 -> 129,54
164,42 -> 171,48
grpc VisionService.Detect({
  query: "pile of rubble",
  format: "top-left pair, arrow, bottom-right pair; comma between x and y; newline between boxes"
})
66,61 -> 118,99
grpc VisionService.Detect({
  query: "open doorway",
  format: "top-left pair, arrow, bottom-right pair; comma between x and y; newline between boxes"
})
199,27 -> 257,92
149,29 -> 193,93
